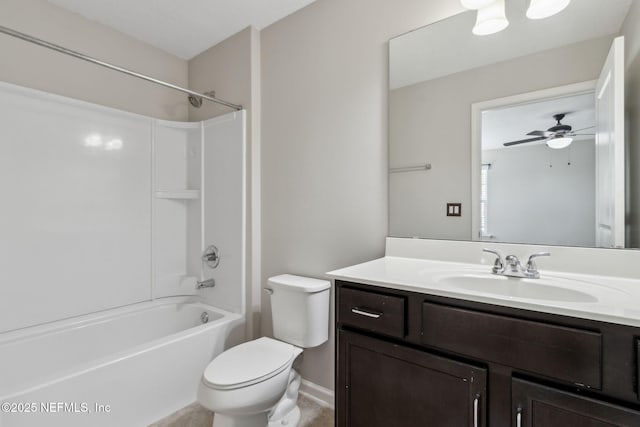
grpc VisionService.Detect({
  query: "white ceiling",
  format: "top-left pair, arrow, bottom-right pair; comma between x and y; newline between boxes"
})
47,0 -> 318,59
482,92 -> 595,151
390,0 -> 632,89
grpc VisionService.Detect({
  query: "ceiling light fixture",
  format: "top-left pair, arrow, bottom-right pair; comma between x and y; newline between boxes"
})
460,0 -> 496,10
472,0 -> 509,36
546,136 -> 573,149
526,0 -> 571,20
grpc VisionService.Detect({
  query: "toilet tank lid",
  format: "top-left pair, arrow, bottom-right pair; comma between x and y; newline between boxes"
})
268,274 -> 331,293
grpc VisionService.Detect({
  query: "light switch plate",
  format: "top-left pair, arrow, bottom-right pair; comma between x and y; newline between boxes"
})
447,203 -> 462,217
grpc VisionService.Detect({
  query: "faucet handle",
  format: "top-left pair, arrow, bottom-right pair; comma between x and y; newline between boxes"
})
525,252 -> 550,278
483,248 -> 504,274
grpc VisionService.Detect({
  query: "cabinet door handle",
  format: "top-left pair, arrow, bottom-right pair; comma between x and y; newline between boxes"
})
516,407 -> 522,427
351,307 -> 382,318
473,394 -> 480,427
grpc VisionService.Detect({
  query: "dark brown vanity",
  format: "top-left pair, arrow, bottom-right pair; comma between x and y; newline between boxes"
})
336,280 -> 640,427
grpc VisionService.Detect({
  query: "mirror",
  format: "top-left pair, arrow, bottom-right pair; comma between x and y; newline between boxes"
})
389,0 -> 639,248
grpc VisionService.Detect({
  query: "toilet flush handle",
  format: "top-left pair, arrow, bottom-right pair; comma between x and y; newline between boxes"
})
264,288 -> 274,295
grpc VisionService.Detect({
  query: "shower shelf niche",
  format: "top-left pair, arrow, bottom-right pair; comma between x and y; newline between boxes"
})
153,121 -> 202,299
155,190 -> 200,200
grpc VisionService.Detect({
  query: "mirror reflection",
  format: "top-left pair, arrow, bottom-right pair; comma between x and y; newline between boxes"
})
389,0 -> 639,248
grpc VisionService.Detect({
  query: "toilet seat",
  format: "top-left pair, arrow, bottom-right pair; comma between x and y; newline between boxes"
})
203,337 -> 297,390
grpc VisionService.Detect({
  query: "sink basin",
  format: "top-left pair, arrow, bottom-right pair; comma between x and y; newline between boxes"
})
435,273 -> 599,303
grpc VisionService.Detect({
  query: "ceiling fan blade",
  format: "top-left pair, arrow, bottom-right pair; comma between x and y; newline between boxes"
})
571,133 -> 595,136
526,130 -> 553,137
571,126 -> 596,133
503,136 -> 548,147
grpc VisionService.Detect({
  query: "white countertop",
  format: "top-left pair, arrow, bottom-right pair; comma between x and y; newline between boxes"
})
327,256 -> 640,328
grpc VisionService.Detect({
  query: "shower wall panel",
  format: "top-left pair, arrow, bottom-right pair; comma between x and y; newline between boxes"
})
0,83 -> 152,333
201,112 -> 246,314
0,82 -> 246,333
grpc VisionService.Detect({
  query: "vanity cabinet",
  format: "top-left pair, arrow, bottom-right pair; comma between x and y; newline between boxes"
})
336,280 -> 640,427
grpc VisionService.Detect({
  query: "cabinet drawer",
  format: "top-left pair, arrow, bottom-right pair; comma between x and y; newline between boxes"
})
422,302 -> 602,388
338,287 -> 405,338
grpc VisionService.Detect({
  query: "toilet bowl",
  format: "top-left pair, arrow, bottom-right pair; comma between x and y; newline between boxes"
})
198,274 -> 330,427
198,337 -> 303,427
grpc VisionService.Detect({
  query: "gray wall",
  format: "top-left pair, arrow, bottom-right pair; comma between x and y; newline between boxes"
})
0,0 -> 188,120
260,0 -> 464,391
389,36 -> 612,240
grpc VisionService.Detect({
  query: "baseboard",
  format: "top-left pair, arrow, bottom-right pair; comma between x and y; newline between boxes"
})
299,378 -> 335,409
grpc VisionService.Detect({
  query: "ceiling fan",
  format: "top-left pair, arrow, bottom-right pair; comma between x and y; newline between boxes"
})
503,113 -> 595,149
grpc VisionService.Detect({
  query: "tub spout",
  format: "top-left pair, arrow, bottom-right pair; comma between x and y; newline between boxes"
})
197,278 -> 215,289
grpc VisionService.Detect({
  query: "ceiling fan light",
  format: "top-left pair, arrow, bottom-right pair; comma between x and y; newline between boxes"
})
526,0 -> 571,20
460,0 -> 496,10
546,136 -> 573,149
472,0 -> 509,36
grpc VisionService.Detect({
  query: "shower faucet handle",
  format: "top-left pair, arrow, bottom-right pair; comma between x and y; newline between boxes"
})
202,245 -> 220,269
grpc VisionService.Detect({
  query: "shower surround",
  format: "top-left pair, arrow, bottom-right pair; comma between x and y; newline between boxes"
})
0,81 -> 246,426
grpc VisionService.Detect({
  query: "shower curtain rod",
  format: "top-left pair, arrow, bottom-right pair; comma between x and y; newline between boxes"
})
0,25 -> 243,111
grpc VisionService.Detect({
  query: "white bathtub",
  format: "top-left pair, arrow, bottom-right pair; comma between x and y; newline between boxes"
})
0,297 -> 243,427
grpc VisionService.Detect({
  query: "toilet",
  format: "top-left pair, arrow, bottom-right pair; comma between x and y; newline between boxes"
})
197,274 -> 331,427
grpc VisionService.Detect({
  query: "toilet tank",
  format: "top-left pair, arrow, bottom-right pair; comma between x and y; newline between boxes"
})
268,274 -> 331,348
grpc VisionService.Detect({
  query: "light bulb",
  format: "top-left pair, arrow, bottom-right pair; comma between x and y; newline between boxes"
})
473,0 -> 509,36
546,137 -> 573,149
526,0 -> 571,20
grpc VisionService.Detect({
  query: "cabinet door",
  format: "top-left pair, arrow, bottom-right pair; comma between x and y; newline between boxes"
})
337,330 -> 486,427
512,378 -> 640,427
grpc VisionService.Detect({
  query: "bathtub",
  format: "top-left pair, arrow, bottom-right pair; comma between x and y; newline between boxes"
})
0,297 -> 244,427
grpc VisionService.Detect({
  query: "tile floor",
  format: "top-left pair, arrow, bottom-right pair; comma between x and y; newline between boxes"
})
149,394 -> 334,427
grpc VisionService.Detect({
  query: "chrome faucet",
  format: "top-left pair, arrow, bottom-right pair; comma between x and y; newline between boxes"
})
483,249 -> 550,279
197,278 -> 215,289
505,255 -> 523,275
